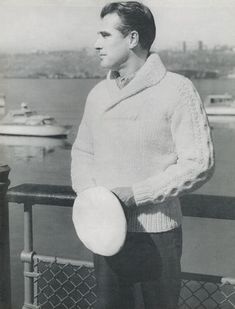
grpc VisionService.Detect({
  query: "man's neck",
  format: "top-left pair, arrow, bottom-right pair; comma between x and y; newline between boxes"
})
117,50 -> 149,79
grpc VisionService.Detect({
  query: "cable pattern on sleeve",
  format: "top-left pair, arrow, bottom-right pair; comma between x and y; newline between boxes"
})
153,78 -> 214,202
133,77 -> 215,206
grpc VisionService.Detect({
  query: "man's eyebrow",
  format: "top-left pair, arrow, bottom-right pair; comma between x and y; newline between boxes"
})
97,31 -> 111,36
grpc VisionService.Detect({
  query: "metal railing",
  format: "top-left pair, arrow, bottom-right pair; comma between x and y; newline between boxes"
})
7,183 -> 235,309
0,165 -> 11,309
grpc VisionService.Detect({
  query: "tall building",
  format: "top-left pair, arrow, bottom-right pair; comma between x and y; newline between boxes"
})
198,40 -> 203,51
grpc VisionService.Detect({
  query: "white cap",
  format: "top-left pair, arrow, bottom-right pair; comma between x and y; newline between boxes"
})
72,186 -> 127,256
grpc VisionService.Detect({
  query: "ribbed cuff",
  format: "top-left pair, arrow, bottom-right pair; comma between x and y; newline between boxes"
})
132,182 -> 155,207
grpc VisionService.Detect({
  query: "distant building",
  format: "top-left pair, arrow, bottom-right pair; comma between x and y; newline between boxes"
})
198,41 -> 203,51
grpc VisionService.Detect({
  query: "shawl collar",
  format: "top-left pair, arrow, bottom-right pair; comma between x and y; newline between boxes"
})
105,53 -> 167,111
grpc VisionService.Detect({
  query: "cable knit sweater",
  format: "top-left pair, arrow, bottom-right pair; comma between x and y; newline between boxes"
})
71,53 -> 214,233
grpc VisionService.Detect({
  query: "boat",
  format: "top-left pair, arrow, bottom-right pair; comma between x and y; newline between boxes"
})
204,94 -> 235,125
0,93 -> 6,115
204,94 -> 235,117
0,103 -> 71,137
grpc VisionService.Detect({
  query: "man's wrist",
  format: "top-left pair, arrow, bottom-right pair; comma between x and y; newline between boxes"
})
112,186 -> 136,208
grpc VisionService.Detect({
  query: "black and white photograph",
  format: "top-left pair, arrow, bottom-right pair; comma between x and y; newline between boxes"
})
0,0 -> 235,308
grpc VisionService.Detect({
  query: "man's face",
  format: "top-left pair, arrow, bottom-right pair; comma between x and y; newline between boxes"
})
95,13 -> 131,70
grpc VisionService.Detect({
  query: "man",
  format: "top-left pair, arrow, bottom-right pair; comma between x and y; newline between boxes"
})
71,1 -> 214,308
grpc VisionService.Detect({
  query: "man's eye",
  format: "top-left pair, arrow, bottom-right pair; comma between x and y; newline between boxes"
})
101,33 -> 110,38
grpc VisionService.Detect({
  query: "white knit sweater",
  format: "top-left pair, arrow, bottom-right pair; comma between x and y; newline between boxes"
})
71,53 -> 214,233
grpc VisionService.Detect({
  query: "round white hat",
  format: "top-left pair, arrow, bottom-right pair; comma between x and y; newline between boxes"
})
72,186 -> 127,256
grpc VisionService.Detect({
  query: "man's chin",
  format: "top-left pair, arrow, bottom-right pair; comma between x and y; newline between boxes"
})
100,61 -> 110,69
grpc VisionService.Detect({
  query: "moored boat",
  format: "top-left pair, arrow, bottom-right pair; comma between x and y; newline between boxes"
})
0,93 -> 6,115
204,94 -> 235,116
0,103 -> 71,137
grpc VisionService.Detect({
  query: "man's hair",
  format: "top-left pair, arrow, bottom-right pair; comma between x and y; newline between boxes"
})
100,1 -> 156,51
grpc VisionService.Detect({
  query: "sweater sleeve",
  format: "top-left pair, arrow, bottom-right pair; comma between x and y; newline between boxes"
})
132,78 -> 215,206
71,96 -> 96,194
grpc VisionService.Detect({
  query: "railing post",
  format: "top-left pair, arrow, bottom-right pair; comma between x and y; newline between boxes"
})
21,202 -> 35,309
0,164 -> 11,309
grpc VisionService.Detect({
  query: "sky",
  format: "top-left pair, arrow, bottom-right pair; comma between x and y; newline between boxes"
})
1,0 -> 235,53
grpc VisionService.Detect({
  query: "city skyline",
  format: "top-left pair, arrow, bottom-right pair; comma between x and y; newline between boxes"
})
1,0 -> 235,53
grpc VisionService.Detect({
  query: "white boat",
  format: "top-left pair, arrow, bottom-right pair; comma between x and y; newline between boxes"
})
0,103 -> 71,137
204,94 -> 235,117
0,93 -> 6,115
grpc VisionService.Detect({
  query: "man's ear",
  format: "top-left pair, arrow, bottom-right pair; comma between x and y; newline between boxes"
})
129,31 -> 139,49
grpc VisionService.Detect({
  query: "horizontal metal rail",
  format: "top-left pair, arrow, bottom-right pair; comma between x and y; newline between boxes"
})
7,184 -> 76,207
7,183 -> 235,220
33,255 -> 94,269
30,255 -> 235,285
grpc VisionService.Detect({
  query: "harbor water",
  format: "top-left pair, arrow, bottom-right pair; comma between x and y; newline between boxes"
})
0,77 -> 235,308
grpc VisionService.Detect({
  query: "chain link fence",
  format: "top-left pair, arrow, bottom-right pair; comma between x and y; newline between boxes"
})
34,257 -> 96,309
32,256 -> 235,309
179,279 -> 235,308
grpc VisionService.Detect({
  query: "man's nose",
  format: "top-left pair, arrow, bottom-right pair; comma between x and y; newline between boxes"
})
94,37 -> 102,50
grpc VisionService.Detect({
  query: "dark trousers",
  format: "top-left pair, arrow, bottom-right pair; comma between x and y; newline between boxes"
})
93,226 -> 182,309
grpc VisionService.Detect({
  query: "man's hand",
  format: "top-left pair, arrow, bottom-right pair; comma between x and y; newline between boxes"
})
112,187 -> 136,209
